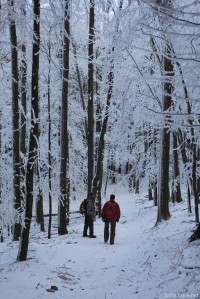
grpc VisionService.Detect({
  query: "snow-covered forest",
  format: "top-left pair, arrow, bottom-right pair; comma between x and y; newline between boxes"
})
0,0 -> 200,276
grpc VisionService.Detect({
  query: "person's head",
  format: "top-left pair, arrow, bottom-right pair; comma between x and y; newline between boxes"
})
110,194 -> 115,201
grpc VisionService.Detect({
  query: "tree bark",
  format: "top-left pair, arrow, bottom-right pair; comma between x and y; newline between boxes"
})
92,0 -> 123,205
87,0 -> 95,196
175,53 -> 199,222
172,132 -> 182,203
177,129 -> 192,212
17,0 -> 40,261
58,0 -> 70,235
157,44 -> 173,222
8,0 -> 21,241
72,41 -> 88,139
191,142 -> 199,223
47,35 -> 52,239
19,0 -> 27,231
0,110 -> 2,242
189,223 -> 200,242
35,115 -> 44,232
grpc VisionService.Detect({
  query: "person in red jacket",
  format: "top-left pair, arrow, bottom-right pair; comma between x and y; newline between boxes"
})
101,194 -> 120,245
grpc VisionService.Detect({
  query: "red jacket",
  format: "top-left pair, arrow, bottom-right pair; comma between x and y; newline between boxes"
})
102,199 -> 120,222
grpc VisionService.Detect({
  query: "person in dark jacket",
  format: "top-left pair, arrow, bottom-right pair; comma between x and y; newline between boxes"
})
101,194 -> 120,245
83,192 -> 96,238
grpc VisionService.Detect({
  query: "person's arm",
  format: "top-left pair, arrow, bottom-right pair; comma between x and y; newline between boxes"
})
101,203 -> 107,219
116,203 -> 120,220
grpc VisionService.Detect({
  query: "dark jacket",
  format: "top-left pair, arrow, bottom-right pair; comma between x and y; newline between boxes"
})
85,196 -> 95,217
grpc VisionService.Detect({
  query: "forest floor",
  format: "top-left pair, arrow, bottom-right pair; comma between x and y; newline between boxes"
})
0,188 -> 200,299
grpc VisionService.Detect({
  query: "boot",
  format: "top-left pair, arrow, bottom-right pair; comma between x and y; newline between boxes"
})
89,235 -> 96,238
82,233 -> 88,237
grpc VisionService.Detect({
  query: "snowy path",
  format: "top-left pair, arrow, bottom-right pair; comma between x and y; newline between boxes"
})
0,192 -> 200,299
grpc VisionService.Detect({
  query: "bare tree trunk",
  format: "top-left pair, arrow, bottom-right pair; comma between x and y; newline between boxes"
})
177,129 -> 192,212
109,155 -> 116,184
17,0 -> 40,261
0,110 -> 3,242
72,41 -> 88,140
135,179 -> 139,194
187,184 -> 192,213
191,142 -> 199,223
189,223 -> 200,242
0,0 -> 3,242
94,55 -> 102,208
172,132 -> 182,203
149,182 -> 153,200
157,44 -> 173,222
36,165 -> 45,232
19,0 -> 27,235
197,148 -> 200,195
153,129 -> 158,206
87,0 -> 95,196
153,181 -> 158,206
173,47 -> 198,219
33,0 -> 44,230
8,0 -> 21,241
58,0 -> 70,235
35,83 -> 44,231
47,34 -> 52,240
92,1 -> 123,205
35,122 -> 44,232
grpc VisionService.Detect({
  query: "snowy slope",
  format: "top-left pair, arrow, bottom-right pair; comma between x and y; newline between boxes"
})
0,189 -> 200,299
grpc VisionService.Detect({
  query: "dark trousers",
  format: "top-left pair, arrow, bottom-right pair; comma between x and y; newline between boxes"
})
83,214 -> 94,236
104,221 -> 116,244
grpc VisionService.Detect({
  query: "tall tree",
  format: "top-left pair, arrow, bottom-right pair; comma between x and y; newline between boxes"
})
175,51 -> 198,220
87,0 -> 95,196
157,0 -> 173,223
19,0 -> 27,231
0,110 -> 2,242
35,157 -> 44,231
157,47 -> 172,222
47,33 -> 52,239
35,120 -> 44,232
172,132 -> 182,203
58,0 -> 70,235
17,0 -> 40,261
92,0 -> 123,211
8,0 -> 21,240
177,129 -> 192,212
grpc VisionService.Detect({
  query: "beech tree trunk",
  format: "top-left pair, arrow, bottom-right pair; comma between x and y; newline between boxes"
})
157,45 -> 173,222
172,132 -> 182,203
19,0 -> 27,233
189,223 -> 200,242
58,0 -> 70,235
174,49 -> 198,218
47,36 -> 52,239
17,0 -> 40,261
87,0 -> 95,196
177,129 -> 192,212
92,0 -> 123,208
35,116 -> 44,232
8,0 -> 21,241
0,110 -> 2,242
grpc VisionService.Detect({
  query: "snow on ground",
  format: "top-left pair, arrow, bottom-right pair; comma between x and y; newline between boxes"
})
0,187 -> 200,299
